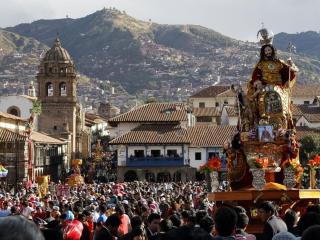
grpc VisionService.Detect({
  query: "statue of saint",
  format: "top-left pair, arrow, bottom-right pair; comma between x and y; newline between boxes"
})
249,44 -> 297,88
246,41 -> 298,130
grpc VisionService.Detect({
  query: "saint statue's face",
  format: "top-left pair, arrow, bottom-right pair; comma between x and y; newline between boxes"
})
264,46 -> 273,59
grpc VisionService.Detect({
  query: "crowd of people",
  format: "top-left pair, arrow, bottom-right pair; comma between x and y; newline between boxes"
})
0,181 -> 320,240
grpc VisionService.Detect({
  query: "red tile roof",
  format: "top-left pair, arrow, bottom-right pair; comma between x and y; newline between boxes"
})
0,128 -> 27,142
31,131 -> 65,144
109,124 -> 189,145
109,103 -> 188,124
296,126 -> 320,140
192,107 -> 220,117
110,124 -> 237,147
291,104 -> 304,116
0,112 -> 27,122
303,114 -> 320,123
85,113 -> 106,126
224,106 -> 238,117
187,125 -> 237,147
292,105 -> 320,123
0,128 -> 65,144
190,85 -> 230,98
110,124 -> 318,147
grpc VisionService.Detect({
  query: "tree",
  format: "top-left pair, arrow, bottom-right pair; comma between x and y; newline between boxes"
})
300,135 -> 320,164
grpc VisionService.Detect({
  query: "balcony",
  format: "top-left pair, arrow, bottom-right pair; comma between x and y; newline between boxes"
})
126,156 -> 185,167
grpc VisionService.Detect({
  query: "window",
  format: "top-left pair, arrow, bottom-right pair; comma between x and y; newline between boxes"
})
59,82 -> 67,96
208,152 -> 219,158
167,149 -> 178,157
151,150 -> 161,157
304,101 -> 310,105
134,150 -> 144,158
46,82 -> 53,96
293,118 -> 297,126
197,116 -> 212,122
195,152 -> 202,161
7,106 -> 21,117
199,102 -> 205,108
215,102 -> 219,107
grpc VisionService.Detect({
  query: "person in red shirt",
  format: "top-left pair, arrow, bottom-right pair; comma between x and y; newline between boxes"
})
82,210 -> 94,240
115,204 -> 131,237
33,206 -> 47,220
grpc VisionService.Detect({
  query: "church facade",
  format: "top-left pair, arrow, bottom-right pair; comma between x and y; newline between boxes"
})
37,38 -> 89,170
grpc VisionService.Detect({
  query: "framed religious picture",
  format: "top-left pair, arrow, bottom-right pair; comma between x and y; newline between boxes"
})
240,132 -> 249,142
258,125 -> 274,142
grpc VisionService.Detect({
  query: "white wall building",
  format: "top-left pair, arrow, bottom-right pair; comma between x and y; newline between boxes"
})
0,95 -> 38,130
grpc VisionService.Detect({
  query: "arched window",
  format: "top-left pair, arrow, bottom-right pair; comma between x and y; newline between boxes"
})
7,106 -> 21,117
59,82 -> 67,96
46,82 -> 54,96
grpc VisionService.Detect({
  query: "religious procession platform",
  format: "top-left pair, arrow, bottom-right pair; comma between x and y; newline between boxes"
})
208,187 -> 320,234
208,188 -> 320,202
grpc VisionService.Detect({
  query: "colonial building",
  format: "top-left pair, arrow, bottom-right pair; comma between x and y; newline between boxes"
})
109,102 -> 237,182
109,102 -> 194,181
37,37 -> 89,165
192,107 -> 221,126
0,112 -> 67,185
110,123 -> 193,182
293,104 -> 320,129
189,85 -> 232,110
221,105 -> 238,126
0,82 -> 38,130
187,125 -> 237,170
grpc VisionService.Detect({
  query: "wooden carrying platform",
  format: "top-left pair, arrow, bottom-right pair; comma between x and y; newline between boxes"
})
208,189 -> 320,202
208,189 -> 320,234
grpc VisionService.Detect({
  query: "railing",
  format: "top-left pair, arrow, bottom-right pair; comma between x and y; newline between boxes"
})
126,156 -> 185,167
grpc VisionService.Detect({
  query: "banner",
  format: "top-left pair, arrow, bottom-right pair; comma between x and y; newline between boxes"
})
36,175 -> 49,197
56,184 -> 71,198
0,164 -> 8,178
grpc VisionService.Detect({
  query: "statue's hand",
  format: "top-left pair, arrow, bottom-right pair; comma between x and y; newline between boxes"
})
287,58 -> 299,72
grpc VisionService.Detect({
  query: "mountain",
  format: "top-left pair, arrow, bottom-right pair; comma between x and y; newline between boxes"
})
5,8 -> 239,93
4,8 -> 320,95
274,31 -> 320,60
0,28 -> 47,55
0,29 -> 47,91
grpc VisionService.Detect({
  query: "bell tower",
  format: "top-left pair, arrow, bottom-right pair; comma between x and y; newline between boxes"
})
37,37 -> 78,157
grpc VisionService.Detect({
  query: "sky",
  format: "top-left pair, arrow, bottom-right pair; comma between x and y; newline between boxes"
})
1,0 -> 319,41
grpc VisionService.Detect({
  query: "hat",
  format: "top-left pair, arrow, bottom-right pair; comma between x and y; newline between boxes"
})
272,232 -> 297,240
122,200 -> 129,205
53,206 -> 60,211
